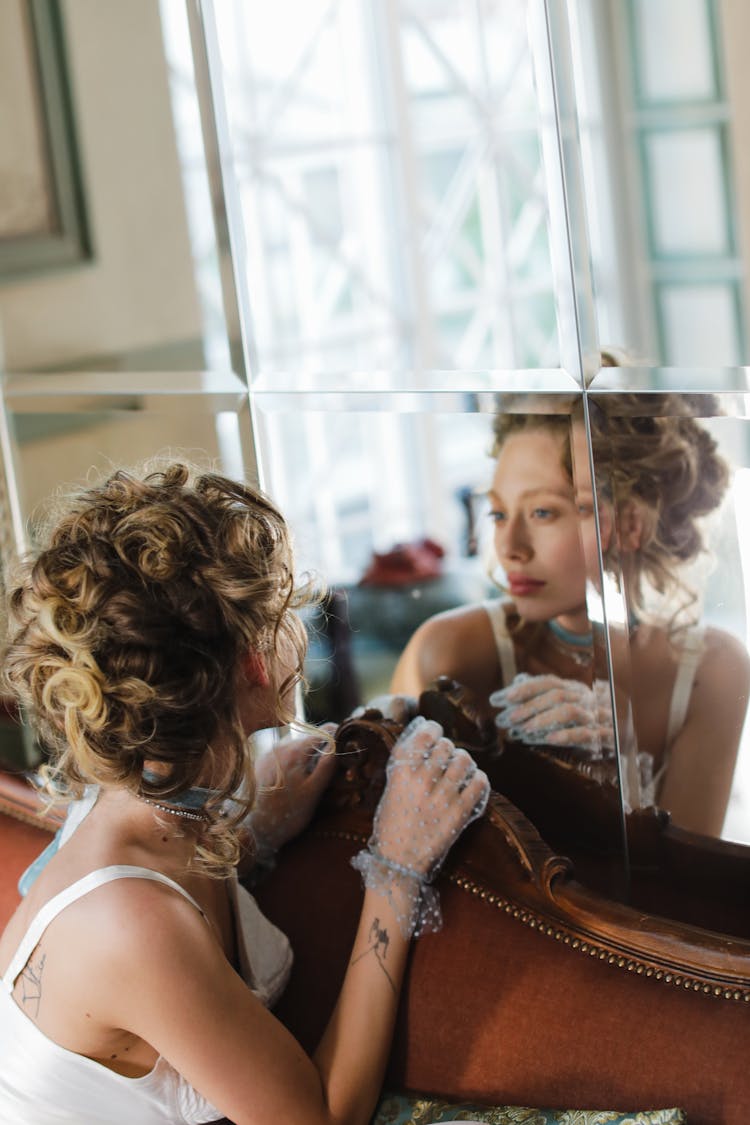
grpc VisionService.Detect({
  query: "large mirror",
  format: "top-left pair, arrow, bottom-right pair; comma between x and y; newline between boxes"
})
197,0 -> 750,878
2,0 -> 750,931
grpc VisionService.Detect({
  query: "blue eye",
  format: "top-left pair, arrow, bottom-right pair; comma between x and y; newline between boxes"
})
532,507 -> 554,519
488,509 -> 507,523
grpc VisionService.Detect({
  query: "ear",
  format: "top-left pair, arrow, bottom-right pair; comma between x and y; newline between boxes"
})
241,650 -> 270,688
618,500 -> 644,552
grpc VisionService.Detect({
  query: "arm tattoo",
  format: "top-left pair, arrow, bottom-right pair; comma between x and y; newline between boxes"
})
20,952 -> 47,1020
351,917 -> 396,996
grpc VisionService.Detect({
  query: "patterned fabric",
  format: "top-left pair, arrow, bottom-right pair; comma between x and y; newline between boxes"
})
371,1093 -> 687,1125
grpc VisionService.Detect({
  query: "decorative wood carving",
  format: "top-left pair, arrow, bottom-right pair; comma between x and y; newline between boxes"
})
320,692 -> 750,1003
2,681 -> 749,1002
420,676 -> 750,939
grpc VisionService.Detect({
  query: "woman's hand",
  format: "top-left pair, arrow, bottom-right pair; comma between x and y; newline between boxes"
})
490,673 -> 614,757
352,717 -> 490,936
247,725 -> 338,859
349,693 -> 418,724
376,717 -> 489,876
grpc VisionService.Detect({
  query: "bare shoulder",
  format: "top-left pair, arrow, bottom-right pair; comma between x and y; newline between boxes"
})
416,602 -> 497,646
50,874 -> 221,1011
661,625 -> 749,834
44,872 -> 316,1124
391,602 -> 500,696
697,625 -> 750,695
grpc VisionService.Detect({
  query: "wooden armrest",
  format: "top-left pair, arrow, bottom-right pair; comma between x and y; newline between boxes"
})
0,770 -> 65,832
325,709 -> 750,1002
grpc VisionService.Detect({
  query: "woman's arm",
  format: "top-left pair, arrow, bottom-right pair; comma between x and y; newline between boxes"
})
309,882 -> 413,1120
100,723 -> 489,1125
659,628 -> 750,836
390,605 -> 501,701
99,879 -> 412,1125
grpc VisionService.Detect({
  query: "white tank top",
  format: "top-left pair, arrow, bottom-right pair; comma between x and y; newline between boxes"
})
0,794 -> 293,1124
0,867 -> 226,1123
483,599 -> 518,686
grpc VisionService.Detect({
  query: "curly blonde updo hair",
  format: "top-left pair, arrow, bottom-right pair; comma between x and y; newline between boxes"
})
1,462 -> 314,872
489,387 -> 729,622
490,404 -> 575,471
589,393 -> 729,620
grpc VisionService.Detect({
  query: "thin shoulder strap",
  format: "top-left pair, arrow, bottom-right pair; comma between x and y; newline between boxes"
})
484,599 -> 517,685
2,865 -> 206,992
651,627 -> 706,799
665,626 -> 705,748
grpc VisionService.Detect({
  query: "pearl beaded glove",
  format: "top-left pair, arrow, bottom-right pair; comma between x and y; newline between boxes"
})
349,693 -> 419,725
247,725 -> 338,864
351,717 -> 490,938
490,673 -> 614,758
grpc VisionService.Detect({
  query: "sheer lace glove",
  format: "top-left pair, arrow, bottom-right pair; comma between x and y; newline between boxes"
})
490,673 -> 614,758
349,693 -> 419,725
247,725 -> 338,864
351,716 -> 490,938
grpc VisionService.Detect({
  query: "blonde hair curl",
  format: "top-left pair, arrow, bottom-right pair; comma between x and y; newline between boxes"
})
2,462 -> 318,873
589,393 -> 729,623
489,388 -> 729,627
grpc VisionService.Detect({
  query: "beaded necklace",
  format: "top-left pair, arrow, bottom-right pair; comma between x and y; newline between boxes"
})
546,618 -> 594,667
139,769 -> 215,823
139,797 -> 209,823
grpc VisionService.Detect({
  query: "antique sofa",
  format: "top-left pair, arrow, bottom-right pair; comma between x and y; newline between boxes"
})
0,698 -> 748,1124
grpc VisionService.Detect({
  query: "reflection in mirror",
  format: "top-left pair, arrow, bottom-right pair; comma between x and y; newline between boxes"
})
567,0 -> 750,367
590,390 -> 750,844
386,396 -> 634,874
255,396 -> 632,854
252,403 -> 498,718
270,388 -> 750,857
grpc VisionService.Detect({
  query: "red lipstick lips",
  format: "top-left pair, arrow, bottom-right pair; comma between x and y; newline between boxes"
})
506,574 -> 545,597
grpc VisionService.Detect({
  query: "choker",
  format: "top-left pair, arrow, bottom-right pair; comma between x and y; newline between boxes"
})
140,797 -> 209,823
140,769 -> 215,822
547,619 -> 594,667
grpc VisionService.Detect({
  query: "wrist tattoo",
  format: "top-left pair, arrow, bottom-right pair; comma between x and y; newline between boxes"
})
20,951 -> 47,1020
351,916 -> 396,996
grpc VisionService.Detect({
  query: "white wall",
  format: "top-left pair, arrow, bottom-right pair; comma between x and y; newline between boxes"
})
0,0 -> 202,372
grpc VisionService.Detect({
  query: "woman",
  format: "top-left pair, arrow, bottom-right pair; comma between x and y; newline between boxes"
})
0,463 -> 489,1124
391,397 -> 750,836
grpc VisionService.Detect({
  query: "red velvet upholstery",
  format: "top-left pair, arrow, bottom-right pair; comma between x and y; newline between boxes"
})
0,797 -> 54,928
0,771 -> 747,1123
255,828 -> 750,1125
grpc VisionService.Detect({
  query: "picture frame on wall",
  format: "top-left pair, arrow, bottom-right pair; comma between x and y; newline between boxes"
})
0,0 -> 90,281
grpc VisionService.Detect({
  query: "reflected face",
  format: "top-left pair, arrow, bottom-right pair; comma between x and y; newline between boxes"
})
490,425 -> 597,630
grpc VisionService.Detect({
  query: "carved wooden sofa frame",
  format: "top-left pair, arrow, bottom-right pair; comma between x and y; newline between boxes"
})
0,693 -> 748,1123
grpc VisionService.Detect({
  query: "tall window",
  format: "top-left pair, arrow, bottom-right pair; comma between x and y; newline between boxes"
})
161,0 -> 565,580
